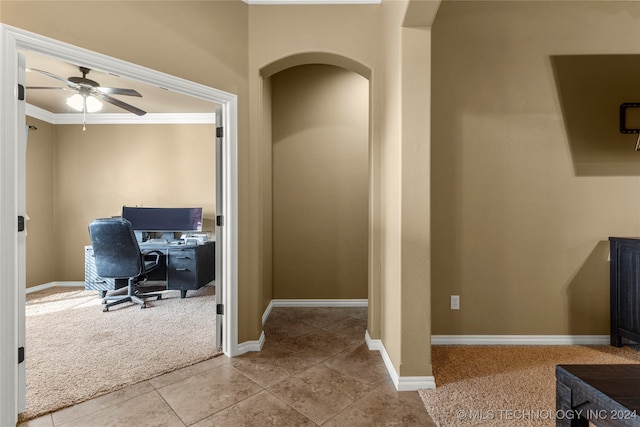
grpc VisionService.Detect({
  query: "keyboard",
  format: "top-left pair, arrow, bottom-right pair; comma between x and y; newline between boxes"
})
141,239 -> 186,246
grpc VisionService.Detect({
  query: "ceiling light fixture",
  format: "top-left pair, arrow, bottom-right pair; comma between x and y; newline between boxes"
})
66,88 -> 103,131
66,93 -> 103,113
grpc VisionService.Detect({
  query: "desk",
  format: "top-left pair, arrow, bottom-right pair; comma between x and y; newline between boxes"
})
556,364 -> 640,426
85,240 -> 215,299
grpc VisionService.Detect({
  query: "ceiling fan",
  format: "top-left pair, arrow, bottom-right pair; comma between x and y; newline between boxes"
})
27,66 -> 146,116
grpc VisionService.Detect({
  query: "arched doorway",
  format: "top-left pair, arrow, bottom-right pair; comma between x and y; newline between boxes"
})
271,64 -> 368,300
258,52 -> 378,339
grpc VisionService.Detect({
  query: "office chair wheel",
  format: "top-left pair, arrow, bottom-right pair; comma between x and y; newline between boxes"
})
103,306 -> 109,312
140,303 -> 146,309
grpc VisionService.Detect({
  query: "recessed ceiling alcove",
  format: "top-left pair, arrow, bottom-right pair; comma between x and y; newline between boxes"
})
552,54 -> 640,176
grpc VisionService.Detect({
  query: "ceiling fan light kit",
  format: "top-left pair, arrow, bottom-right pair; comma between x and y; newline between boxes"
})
66,93 -> 103,113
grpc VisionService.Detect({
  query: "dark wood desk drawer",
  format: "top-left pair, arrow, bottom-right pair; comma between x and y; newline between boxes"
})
168,249 -> 197,287
167,243 -> 214,292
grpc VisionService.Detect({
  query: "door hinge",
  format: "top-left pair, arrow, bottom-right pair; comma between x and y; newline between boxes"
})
18,215 -> 25,232
216,304 -> 224,315
216,126 -> 223,138
18,347 -> 24,364
18,84 -> 25,101
216,215 -> 224,227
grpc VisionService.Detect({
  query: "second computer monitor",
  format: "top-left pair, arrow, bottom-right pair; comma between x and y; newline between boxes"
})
122,206 -> 203,241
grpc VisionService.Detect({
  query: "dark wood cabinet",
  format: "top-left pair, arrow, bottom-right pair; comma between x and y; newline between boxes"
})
609,237 -> 640,346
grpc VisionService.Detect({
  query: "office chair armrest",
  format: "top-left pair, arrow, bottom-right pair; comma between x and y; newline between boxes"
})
141,250 -> 163,268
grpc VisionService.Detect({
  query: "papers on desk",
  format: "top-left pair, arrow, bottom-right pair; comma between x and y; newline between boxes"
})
180,233 -> 210,245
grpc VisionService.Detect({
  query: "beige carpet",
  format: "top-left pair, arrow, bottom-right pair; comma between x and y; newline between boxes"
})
21,284 -> 221,421
419,344 -> 640,426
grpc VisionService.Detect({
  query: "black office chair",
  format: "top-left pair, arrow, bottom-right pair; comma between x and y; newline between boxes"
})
88,218 -> 163,312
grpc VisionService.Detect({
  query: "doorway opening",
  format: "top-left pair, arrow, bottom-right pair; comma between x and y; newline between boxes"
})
0,24 -> 238,423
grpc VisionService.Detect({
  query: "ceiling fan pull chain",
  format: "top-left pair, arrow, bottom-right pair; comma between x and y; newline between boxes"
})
82,100 -> 87,132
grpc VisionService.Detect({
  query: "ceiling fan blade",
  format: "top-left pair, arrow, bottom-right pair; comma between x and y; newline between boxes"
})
96,87 -> 142,97
94,92 -> 147,116
28,68 -> 80,89
26,86 -> 71,90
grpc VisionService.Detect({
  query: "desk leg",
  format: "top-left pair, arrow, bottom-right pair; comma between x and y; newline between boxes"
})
556,381 -> 589,427
611,332 -> 623,347
180,290 -> 187,299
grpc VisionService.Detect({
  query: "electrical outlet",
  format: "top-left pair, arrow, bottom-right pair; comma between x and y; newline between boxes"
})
450,295 -> 460,310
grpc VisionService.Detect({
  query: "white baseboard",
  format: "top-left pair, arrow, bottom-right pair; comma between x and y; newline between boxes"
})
271,299 -> 368,307
262,299 -> 368,325
25,281 -> 85,294
431,335 -> 610,345
365,331 -> 436,391
234,331 -> 265,356
262,300 -> 274,326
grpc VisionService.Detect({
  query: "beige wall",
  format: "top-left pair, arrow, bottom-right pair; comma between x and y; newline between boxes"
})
379,0 -> 434,377
432,1 -> 640,335
25,118 -> 56,288
260,76 -> 274,313
2,1 -> 248,95
379,0 -> 404,373
271,64 -> 368,299
24,121 -> 215,286
54,123 -> 216,281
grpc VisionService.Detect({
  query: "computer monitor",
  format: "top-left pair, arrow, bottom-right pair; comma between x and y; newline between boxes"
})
122,206 -> 203,241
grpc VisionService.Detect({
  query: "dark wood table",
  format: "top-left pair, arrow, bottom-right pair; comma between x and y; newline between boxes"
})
556,365 -> 640,426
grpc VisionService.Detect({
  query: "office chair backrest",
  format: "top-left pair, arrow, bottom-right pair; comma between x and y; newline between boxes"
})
88,218 -> 144,279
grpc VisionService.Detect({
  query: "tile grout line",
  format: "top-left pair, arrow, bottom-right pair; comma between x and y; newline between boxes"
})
262,388 -> 321,426
152,386 -> 189,427
181,364 -> 268,426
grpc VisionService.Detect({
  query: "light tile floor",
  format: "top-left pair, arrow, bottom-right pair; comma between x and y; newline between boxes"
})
18,306 -> 436,426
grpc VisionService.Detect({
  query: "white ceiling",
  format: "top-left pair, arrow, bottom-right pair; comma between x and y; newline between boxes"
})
23,50 -> 217,124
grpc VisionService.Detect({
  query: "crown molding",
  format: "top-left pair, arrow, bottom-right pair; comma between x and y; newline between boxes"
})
26,104 -> 215,125
244,0 -> 380,4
